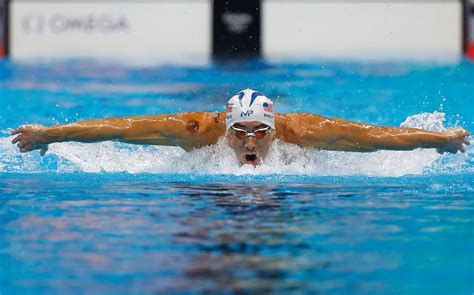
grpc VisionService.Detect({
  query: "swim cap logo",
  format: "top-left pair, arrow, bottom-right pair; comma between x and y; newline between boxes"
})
240,110 -> 254,117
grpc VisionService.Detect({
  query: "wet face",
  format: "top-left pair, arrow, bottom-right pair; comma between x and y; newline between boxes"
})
225,121 -> 275,166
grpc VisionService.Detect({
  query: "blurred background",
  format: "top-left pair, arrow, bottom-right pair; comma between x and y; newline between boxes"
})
0,0 -> 472,62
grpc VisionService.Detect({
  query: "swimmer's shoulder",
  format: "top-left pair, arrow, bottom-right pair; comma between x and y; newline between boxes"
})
275,112 -> 327,141
173,111 -> 226,150
174,111 -> 226,132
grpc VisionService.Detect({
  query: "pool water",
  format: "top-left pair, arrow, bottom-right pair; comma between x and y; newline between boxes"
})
0,59 -> 473,294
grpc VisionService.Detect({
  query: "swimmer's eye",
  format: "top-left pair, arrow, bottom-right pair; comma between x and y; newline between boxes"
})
254,129 -> 268,139
233,128 -> 248,139
231,126 -> 271,139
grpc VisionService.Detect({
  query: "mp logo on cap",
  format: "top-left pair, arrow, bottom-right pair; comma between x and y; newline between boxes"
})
240,110 -> 254,117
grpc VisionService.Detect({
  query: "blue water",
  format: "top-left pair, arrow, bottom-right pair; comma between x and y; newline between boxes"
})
0,59 -> 473,294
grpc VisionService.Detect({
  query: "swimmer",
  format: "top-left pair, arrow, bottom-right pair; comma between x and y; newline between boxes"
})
11,89 -> 471,166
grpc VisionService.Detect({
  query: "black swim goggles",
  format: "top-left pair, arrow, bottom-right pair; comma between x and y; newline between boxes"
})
230,125 -> 272,140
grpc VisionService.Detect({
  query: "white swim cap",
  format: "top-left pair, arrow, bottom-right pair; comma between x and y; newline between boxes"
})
225,89 -> 275,130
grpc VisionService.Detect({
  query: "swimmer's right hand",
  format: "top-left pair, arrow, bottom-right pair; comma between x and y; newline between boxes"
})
11,124 -> 49,156
436,127 -> 471,154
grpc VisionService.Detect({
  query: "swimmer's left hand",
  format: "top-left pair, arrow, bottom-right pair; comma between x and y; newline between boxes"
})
436,127 -> 471,154
11,124 -> 49,156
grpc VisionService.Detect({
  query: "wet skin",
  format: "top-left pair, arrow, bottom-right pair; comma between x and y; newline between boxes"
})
225,121 -> 276,166
10,112 -> 471,162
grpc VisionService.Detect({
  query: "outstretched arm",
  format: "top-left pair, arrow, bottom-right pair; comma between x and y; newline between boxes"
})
276,113 -> 470,153
11,112 -> 226,155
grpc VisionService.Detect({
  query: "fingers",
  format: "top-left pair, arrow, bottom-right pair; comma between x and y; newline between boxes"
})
459,129 -> 470,137
10,127 -> 23,135
436,145 -> 465,154
19,145 -> 36,153
40,146 -> 48,157
11,134 -> 22,144
460,130 -> 471,138
10,124 -> 43,135
18,142 -> 31,152
15,141 -> 48,155
15,140 -> 30,151
448,127 -> 471,137
10,125 -> 49,155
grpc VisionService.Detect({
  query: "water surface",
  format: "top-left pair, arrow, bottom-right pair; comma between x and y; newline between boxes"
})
0,59 -> 473,294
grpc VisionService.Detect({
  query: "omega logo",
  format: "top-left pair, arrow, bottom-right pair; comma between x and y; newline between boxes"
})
22,14 -> 45,34
22,13 -> 130,34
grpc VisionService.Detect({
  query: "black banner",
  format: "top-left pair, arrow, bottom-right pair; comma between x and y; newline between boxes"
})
213,0 -> 261,60
0,0 -> 6,57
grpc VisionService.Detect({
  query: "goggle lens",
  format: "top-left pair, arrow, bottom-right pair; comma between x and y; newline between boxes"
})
255,130 -> 267,139
234,129 -> 247,139
231,126 -> 271,140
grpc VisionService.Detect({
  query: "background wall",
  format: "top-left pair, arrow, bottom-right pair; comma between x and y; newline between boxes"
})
263,1 -> 462,60
9,1 -> 211,63
2,0 -> 472,62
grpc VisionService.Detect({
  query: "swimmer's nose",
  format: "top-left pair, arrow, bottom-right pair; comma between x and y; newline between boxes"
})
244,137 -> 257,151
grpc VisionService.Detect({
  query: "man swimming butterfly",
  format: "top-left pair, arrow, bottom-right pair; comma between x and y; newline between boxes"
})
11,89 -> 471,166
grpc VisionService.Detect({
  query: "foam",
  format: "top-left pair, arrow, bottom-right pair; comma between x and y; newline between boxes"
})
1,112 -> 471,176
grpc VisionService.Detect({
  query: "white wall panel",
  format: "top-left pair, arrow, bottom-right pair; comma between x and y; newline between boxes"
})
10,1 -> 211,62
263,1 -> 462,59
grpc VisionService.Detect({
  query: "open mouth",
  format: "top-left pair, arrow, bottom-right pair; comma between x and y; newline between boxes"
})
245,154 -> 257,162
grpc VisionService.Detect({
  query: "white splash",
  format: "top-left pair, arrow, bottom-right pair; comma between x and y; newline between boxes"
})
400,111 -> 446,131
1,112 -> 471,176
